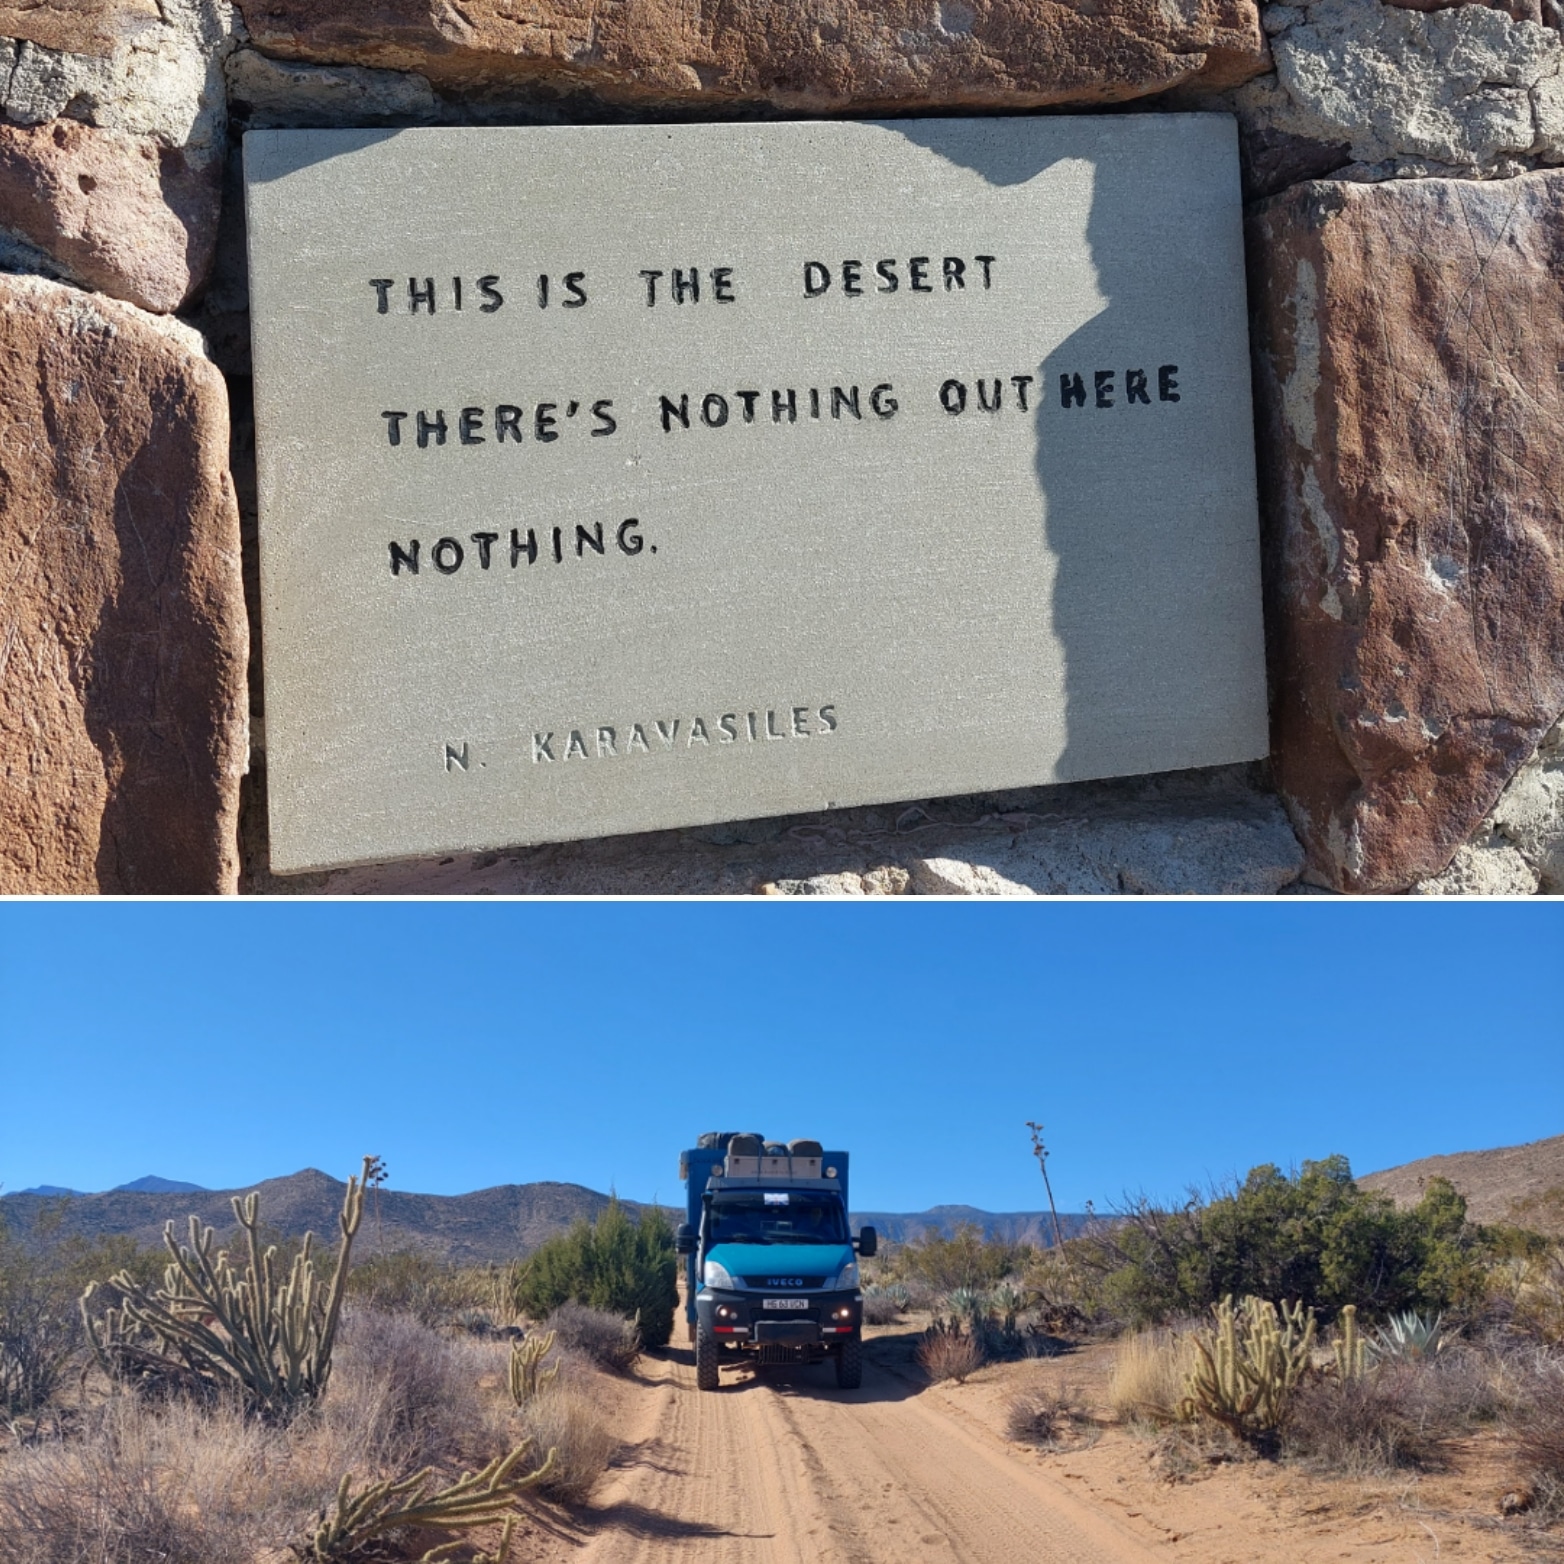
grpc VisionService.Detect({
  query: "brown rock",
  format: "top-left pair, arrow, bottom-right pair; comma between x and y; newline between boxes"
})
1249,174 -> 1564,892
0,0 -> 161,57
0,274 -> 248,893
0,121 -> 220,314
234,0 -> 1267,109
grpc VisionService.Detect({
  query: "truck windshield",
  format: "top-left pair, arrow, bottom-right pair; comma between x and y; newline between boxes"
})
707,1193 -> 848,1246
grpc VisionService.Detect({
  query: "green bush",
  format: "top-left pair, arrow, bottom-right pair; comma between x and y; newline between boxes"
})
890,1225 -> 1032,1293
512,1199 -> 677,1349
1079,1158 -> 1497,1326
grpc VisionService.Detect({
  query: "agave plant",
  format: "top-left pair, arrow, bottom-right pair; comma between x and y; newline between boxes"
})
1368,1309 -> 1448,1362
948,1287 -> 987,1323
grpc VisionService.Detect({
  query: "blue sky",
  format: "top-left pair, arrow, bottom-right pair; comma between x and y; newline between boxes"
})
2,902 -> 1558,1213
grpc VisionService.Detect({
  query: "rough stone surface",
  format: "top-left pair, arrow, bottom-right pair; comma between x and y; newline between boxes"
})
0,3 -> 164,58
237,764 -> 1304,896
1409,835 -> 1539,894
233,0 -> 1268,111
0,120 -> 219,311
1250,173 -> 1564,893
0,1 -> 235,309
1489,719 -> 1564,889
1185,0 -> 1564,195
0,273 -> 248,893
224,45 -> 437,127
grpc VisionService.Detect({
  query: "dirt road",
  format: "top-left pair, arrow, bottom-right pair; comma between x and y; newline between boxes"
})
558,1335 -> 1163,1564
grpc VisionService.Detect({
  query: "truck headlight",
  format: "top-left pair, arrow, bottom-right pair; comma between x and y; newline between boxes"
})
703,1258 -> 736,1290
829,1260 -> 859,1290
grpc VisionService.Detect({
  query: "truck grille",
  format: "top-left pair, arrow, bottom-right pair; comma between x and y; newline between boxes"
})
742,1276 -> 826,1288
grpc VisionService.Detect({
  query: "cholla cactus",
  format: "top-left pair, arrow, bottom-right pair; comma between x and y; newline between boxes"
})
1369,1310 -> 1447,1362
81,1157 -> 370,1422
1178,1295 -> 1316,1441
1333,1304 -> 1366,1382
304,1442 -> 555,1562
507,1330 -> 559,1405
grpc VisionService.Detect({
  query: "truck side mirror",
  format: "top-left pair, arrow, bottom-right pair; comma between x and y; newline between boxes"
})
856,1226 -> 877,1258
675,1223 -> 696,1255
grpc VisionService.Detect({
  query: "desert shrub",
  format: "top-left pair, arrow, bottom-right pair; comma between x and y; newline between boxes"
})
1078,1159 -> 1495,1325
891,1225 -> 1031,1293
1285,1361 -> 1454,1473
1487,1251 -> 1564,1345
545,1301 -> 641,1375
0,1204 -> 159,1415
917,1319 -> 984,1383
513,1198 -> 677,1348
335,1307 -> 506,1467
0,1395 -> 304,1564
861,1288 -> 903,1326
1006,1378 -> 1098,1450
1512,1355 -> 1564,1513
1108,1327 -> 1198,1424
345,1249 -> 486,1326
514,1382 -> 618,1504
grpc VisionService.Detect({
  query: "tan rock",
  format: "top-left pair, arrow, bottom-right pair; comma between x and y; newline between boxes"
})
233,0 -> 1267,108
1249,173 -> 1564,892
0,274 -> 247,893
0,120 -> 219,312
1409,837 -> 1540,895
0,1 -> 162,57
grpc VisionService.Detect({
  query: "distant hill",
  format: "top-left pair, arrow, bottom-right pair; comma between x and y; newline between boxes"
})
0,1170 -> 648,1264
1,1170 -> 1091,1263
1360,1133 -> 1564,1227
850,1205 -> 1090,1247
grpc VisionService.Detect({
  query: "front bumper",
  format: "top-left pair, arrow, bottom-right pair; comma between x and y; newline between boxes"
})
696,1287 -> 862,1344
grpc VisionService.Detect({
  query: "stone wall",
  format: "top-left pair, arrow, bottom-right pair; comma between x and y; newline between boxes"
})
2,0 -> 1559,895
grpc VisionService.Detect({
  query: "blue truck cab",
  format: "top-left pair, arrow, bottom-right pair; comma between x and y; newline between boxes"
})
676,1132 -> 877,1391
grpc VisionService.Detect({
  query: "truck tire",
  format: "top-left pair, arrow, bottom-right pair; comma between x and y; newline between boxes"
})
835,1333 -> 863,1390
696,1325 -> 720,1391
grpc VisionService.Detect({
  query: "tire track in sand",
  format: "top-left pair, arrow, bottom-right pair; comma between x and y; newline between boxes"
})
566,1345 -> 1165,1564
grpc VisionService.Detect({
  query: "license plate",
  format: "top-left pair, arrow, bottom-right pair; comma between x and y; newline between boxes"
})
763,1298 -> 810,1310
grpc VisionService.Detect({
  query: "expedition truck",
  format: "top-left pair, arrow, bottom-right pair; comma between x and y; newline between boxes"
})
676,1133 -> 877,1391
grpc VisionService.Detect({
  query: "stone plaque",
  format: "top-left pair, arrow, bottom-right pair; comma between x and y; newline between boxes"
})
245,117 -> 1266,874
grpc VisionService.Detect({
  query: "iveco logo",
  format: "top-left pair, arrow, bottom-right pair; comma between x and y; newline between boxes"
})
767,1277 -> 804,1287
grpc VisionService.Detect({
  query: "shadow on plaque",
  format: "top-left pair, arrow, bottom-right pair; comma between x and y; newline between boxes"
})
891,118 -> 1160,784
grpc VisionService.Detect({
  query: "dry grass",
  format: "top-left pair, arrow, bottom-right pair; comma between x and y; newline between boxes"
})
0,1395 -> 330,1564
1006,1378 -> 1100,1451
861,1293 -> 902,1326
1513,1354 -> 1564,1516
918,1327 -> 984,1385
544,1303 -> 640,1376
0,1306 -> 605,1562
515,1382 -> 618,1505
1108,1328 -> 1196,1424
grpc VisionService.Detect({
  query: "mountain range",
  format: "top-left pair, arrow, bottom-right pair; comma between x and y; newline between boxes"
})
0,1170 -> 1086,1263
6,1136 -> 1555,1263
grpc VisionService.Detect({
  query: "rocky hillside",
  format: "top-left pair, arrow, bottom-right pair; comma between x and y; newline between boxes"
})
1,1172 -> 1091,1262
1361,1134 -> 1564,1226
0,1171 -> 643,1265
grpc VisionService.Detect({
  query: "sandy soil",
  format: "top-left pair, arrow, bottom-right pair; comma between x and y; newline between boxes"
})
508,1329 -> 1560,1564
